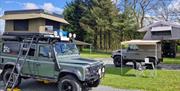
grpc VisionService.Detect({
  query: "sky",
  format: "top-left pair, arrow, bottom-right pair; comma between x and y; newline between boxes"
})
0,0 -> 72,33
0,0 -> 179,33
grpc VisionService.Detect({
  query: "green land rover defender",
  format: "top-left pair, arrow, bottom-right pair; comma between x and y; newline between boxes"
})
0,32 -> 105,91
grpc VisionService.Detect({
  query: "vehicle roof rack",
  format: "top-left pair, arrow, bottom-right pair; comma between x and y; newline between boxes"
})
1,32 -> 71,43
3,32 -> 53,36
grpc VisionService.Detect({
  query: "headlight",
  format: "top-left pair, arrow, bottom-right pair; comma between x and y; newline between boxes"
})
98,69 -> 101,75
102,67 -> 105,73
85,68 -> 91,75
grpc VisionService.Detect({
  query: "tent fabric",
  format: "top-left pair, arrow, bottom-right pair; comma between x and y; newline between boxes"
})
151,26 -> 172,32
121,40 -> 161,45
138,21 -> 180,32
74,40 -> 92,46
0,13 -> 69,24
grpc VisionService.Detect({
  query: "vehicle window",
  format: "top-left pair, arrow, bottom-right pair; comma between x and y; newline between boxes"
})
55,42 -> 79,55
39,45 -> 51,58
22,44 -> 36,56
3,42 -> 20,55
128,45 -> 139,50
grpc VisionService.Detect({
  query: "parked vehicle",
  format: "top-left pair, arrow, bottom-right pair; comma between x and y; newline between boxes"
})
112,40 -> 163,67
162,40 -> 176,58
0,32 -> 105,91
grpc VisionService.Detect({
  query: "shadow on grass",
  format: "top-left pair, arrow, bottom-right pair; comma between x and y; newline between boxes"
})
105,65 -> 137,77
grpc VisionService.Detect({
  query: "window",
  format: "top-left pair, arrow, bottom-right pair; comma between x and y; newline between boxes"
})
151,31 -> 171,36
3,42 -> 20,55
128,45 -> 139,50
22,44 -> 36,56
39,45 -> 51,58
14,20 -> 29,31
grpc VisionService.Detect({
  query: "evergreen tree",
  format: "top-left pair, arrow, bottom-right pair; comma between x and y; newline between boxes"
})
80,0 -> 121,49
63,0 -> 87,41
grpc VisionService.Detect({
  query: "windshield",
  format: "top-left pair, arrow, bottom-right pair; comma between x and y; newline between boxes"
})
55,42 -> 79,55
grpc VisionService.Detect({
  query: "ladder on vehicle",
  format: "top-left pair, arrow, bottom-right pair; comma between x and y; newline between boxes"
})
4,35 -> 36,91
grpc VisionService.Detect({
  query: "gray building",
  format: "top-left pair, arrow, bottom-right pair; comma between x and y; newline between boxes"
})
138,21 -> 180,40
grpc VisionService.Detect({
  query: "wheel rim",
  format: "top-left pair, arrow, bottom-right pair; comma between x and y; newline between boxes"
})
115,58 -> 121,66
62,81 -> 73,91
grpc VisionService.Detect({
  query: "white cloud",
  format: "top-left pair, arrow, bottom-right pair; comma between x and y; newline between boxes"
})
5,1 -> 64,14
23,3 -> 39,9
42,3 -> 64,14
22,2 -> 64,14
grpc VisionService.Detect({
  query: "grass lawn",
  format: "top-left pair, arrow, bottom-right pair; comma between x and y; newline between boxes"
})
80,49 -> 111,58
80,49 -> 180,64
101,67 -> 180,91
164,57 -> 180,64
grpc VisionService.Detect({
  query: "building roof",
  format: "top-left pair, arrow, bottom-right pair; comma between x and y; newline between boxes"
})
138,21 -> 180,32
74,40 -> 92,46
121,40 -> 161,45
0,9 -> 69,24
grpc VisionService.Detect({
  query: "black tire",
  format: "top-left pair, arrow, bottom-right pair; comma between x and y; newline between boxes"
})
3,68 -> 21,88
87,79 -> 100,87
146,57 -> 156,69
58,75 -> 83,91
113,56 -> 125,67
133,61 -> 137,69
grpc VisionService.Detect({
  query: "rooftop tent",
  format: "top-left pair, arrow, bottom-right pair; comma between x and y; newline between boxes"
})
151,26 -> 172,32
0,9 -> 69,24
0,9 -> 69,33
121,40 -> 161,45
138,21 -> 180,32
138,21 -> 180,40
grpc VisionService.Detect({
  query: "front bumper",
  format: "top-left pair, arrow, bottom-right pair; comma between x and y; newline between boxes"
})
85,65 -> 105,81
84,66 -> 105,87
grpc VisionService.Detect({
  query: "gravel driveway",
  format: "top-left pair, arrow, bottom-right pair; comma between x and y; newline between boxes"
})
0,79 -> 139,91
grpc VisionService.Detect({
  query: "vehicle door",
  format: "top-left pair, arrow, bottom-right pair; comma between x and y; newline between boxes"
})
21,44 -> 38,76
125,44 -> 140,60
37,44 -> 55,77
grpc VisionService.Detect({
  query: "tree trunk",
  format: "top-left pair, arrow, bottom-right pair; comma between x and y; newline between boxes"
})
108,30 -> 111,49
104,32 -> 106,50
100,30 -> 102,49
94,31 -> 98,49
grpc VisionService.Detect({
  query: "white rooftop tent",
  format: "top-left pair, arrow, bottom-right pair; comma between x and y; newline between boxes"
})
121,40 -> 161,45
137,21 -> 180,40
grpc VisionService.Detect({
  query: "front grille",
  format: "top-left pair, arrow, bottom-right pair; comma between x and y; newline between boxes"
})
89,65 -> 101,75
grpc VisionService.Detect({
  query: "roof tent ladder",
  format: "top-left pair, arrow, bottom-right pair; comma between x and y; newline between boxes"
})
4,35 -> 36,90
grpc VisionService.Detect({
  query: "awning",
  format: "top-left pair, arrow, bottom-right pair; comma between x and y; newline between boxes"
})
74,40 -> 92,46
151,26 -> 172,32
121,40 -> 161,45
0,13 -> 69,24
137,21 -> 180,32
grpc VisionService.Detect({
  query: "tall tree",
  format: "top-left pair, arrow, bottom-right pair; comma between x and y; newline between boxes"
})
63,0 -> 87,41
80,0 -> 121,49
